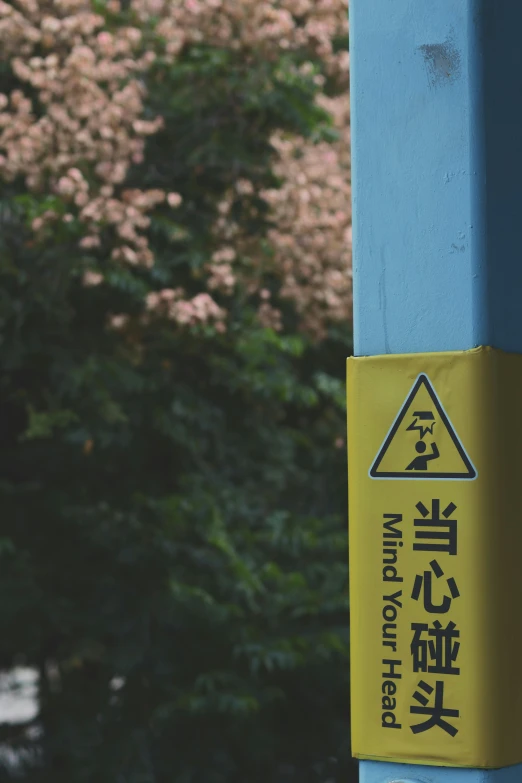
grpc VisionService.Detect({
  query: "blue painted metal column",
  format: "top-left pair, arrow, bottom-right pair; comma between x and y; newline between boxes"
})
350,0 -> 522,782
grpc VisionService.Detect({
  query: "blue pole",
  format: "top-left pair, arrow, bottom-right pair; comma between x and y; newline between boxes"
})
350,1 -> 522,781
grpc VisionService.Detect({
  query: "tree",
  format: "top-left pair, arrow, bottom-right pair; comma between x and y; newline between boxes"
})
0,1 -> 352,780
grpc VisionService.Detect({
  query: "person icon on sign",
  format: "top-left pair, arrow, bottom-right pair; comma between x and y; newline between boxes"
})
406,441 -> 440,471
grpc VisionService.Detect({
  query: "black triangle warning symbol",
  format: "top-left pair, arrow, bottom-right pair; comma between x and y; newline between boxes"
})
370,374 -> 476,480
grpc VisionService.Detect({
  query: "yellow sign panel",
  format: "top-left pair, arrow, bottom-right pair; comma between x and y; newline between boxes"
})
347,347 -> 522,768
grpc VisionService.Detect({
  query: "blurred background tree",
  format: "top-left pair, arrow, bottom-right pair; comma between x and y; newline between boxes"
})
0,1 -> 352,780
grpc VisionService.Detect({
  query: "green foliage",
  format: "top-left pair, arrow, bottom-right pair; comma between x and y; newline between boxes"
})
0,10 -> 352,783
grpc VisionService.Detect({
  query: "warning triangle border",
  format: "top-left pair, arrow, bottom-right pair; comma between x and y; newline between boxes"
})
369,373 -> 477,480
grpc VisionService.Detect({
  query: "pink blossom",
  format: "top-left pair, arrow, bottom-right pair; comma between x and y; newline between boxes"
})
167,192 -> 182,208
83,270 -> 103,285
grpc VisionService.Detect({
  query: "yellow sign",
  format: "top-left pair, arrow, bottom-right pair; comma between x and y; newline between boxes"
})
347,347 -> 522,768
370,374 -> 476,480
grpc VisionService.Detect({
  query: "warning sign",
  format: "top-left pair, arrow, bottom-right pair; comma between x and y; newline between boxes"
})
347,347 -> 522,768
370,374 -> 476,480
